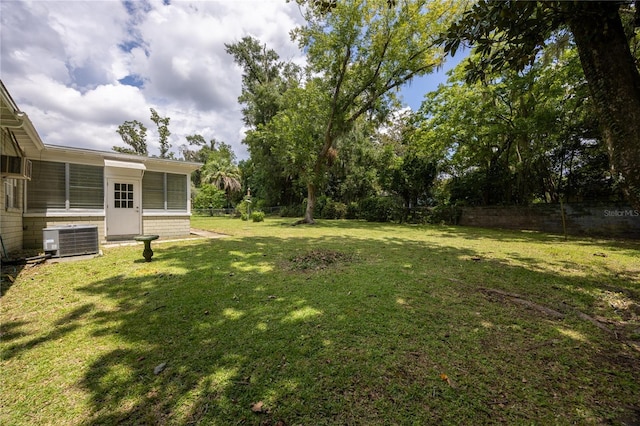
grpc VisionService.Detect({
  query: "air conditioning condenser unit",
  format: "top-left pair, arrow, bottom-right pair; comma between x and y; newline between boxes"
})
43,225 -> 99,258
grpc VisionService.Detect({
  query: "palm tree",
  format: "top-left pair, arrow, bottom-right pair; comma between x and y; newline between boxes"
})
202,158 -> 242,208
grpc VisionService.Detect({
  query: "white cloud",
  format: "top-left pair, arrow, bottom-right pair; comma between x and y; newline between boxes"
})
1,0 -> 306,159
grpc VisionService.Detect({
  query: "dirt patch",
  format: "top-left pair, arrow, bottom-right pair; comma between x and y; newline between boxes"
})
287,249 -> 355,272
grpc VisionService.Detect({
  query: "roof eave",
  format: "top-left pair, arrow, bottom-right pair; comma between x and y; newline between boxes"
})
44,144 -> 203,172
1,80 -> 46,152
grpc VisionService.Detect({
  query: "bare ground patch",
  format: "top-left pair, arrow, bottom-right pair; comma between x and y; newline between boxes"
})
286,249 -> 356,272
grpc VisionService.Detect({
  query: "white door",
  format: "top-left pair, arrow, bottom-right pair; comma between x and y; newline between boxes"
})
106,179 -> 141,236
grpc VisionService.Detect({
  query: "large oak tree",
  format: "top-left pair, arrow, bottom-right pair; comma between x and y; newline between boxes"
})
285,0 -> 462,223
442,0 -> 640,211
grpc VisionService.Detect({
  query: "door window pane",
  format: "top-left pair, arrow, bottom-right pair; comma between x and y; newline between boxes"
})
114,182 -> 134,209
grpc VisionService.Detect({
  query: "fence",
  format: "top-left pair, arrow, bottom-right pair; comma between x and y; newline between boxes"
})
458,203 -> 640,239
192,202 -> 640,239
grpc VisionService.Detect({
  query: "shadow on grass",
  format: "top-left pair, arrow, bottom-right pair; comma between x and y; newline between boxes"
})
9,226 -> 640,425
1,262 -> 27,297
1,247 -> 44,297
3,323 -> 81,361
2,303 -> 97,361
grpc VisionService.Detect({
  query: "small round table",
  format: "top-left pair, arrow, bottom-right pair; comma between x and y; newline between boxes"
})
133,235 -> 159,262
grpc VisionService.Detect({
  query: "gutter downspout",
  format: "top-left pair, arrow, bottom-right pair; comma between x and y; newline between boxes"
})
1,112 -> 45,152
1,112 -> 26,129
1,114 -> 27,157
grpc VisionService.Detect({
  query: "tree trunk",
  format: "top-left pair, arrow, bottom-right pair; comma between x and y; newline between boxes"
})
302,182 -> 317,224
567,2 -> 640,212
299,131 -> 335,224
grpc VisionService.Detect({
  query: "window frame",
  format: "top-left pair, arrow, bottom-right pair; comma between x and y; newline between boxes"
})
4,178 -> 19,210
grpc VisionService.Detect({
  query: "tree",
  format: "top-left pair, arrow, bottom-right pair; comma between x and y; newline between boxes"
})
114,108 -> 173,158
412,43 -> 621,206
225,36 -> 302,128
256,82 -> 326,216
283,0 -> 462,223
375,111 -> 438,210
201,146 -> 242,208
388,151 -> 437,209
179,134 -> 207,163
203,160 -> 242,193
326,119 -> 381,204
226,37 -> 303,207
113,120 -> 148,155
179,134 -> 215,188
192,184 -> 226,211
150,108 -> 172,159
441,0 -> 640,211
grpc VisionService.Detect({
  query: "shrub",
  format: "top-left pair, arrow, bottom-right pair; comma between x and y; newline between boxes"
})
251,211 -> 265,222
253,199 -> 266,211
192,184 -> 226,210
316,195 -> 330,218
359,196 -> 402,222
323,199 -> 347,219
346,202 -> 360,219
426,204 -> 462,225
236,199 -> 251,218
404,207 -> 430,224
333,202 -> 347,219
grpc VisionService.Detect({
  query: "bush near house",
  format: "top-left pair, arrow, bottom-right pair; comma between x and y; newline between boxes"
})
251,211 -> 265,222
192,184 -> 226,210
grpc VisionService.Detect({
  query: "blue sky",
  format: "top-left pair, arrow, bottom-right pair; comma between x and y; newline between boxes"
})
1,0 -> 464,160
400,51 -> 467,110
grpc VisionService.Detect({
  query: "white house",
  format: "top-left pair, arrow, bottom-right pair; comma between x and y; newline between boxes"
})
1,80 -> 201,256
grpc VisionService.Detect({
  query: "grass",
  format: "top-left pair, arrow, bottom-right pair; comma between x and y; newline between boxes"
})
1,217 -> 639,425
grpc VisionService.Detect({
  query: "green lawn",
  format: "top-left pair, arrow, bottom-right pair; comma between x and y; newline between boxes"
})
2,218 -> 639,425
